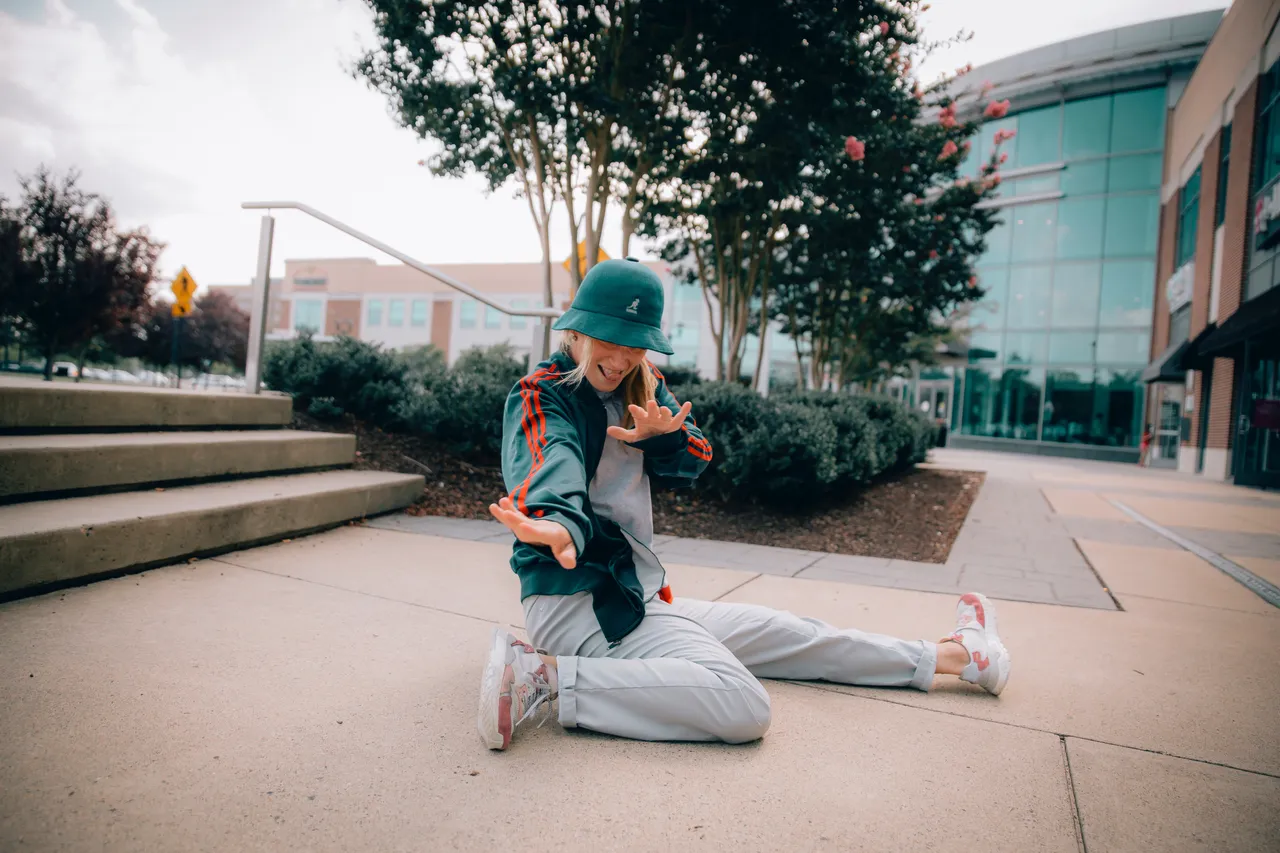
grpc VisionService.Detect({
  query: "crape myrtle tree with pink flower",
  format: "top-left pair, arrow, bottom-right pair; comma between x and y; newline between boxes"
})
358,0 -> 1013,389
769,7 -> 1014,390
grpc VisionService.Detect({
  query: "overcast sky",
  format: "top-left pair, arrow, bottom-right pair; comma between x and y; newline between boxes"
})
0,0 -> 1229,286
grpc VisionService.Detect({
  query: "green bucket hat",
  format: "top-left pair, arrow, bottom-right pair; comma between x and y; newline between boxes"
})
552,258 -> 673,355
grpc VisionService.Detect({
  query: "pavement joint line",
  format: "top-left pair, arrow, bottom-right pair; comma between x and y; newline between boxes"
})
1106,499 -> 1280,609
785,680 -> 1280,780
207,557 -> 502,627
1114,591 -> 1280,618
1070,537 -> 1124,611
713,573 -> 763,602
1060,736 -> 1088,853
788,554 -> 826,577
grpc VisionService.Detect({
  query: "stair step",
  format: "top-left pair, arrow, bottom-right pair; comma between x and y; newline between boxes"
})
0,470 -> 425,599
0,376 -> 292,431
0,430 -> 356,499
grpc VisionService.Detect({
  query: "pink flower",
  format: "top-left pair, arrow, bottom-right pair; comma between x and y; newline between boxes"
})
981,81 -> 994,97
938,104 -> 957,129
993,128 -> 1017,145
914,198 -> 926,205
984,99 -> 1011,119
903,164 -> 913,173
968,276 -> 978,289
956,63 -> 973,77
844,136 -> 865,161
879,21 -> 890,36
999,152 -> 1008,164
939,139 -> 959,159
987,174 -> 1002,188
961,140 -> 972,153
929,249 -> 939,260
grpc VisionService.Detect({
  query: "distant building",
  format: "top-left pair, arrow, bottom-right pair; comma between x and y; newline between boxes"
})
1147,0 -> 1280,486
935,9 -> 1223,463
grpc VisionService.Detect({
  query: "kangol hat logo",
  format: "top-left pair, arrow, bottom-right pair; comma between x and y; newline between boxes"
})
626,298 -> 640,314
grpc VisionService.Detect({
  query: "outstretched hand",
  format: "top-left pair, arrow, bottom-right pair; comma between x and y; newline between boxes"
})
489,496 -> 577,569
606,399 -> 694,443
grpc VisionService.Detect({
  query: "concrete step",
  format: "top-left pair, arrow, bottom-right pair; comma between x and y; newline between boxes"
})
0,430 -> 356,500
0,470 -> 425,599
0,376 -> 292,431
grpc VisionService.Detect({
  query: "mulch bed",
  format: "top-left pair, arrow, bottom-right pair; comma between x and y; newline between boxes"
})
294,412 -> 983,564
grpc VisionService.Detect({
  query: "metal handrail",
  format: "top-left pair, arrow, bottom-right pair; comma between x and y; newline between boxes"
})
240,200 -> 561,394
240,201 -> 562,319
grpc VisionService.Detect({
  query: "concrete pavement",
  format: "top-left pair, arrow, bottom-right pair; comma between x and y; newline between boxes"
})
2,449 -> 1277,851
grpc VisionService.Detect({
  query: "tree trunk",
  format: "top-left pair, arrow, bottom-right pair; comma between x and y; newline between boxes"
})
42,343 -> 56,381
76,345 -> 89,383
539,218 -> 554,359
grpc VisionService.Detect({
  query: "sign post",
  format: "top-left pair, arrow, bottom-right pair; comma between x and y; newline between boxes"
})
170,267 -> 198,388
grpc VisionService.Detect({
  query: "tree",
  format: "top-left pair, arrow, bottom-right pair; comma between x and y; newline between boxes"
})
128,289 -> 249,373
1,168 -> 162,380
770,17 -> 1004,390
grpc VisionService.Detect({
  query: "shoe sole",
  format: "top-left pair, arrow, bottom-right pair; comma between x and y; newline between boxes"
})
477,627 -> 513,750
970,592 -> 1011,696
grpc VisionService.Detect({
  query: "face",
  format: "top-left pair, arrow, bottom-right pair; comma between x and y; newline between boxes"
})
571,334 -> 646,393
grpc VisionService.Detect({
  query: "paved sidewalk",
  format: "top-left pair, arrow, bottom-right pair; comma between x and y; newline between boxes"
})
3,450 -> 1278,851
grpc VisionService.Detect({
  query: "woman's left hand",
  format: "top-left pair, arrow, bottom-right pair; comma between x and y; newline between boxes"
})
607,399 -> 694,443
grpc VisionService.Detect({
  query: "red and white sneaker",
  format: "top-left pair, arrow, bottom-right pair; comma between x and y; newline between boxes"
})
477,627 -> 557,750
943,593 -> 1011,696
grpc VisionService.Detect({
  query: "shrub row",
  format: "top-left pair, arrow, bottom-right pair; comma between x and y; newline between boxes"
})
264,336 -> 935,504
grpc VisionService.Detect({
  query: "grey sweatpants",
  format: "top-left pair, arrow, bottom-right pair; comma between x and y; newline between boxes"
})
523,593 -> 938,744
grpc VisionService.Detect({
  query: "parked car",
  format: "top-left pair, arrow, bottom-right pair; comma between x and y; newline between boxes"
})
80,367 -> 112,381
109,369 -> 141,384
52,361 -> 79,378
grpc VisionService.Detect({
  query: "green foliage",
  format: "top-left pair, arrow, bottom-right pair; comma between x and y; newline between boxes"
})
263,334 -> 409,428
657,364 -> 702,391
397,344 -> 448,391
680,382 -> 935,509
398,344 -> 528,460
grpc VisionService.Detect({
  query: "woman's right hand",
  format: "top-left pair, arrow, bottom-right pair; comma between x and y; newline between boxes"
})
489,496 -> 577,569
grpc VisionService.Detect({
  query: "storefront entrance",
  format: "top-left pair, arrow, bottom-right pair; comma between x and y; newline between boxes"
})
1151,384 -> 1183,469
1235,340 -> 1280,488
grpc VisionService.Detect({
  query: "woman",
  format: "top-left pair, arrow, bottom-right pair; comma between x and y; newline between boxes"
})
478,259 -> 1010,750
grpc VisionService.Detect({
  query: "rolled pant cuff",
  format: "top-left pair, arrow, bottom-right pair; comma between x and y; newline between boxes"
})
909,640 -> 938,692
556,655 -> 580,728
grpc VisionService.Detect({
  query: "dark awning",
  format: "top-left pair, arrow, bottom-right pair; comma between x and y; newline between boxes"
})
1200,284 -> 1280,355
1141,339 -> 1190,383
1178,322 -> 1218,372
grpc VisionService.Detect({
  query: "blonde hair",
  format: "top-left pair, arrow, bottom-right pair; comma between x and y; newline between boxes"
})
559,333 -> 658,429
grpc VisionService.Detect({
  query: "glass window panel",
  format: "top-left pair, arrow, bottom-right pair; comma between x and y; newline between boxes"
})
1110,88 -> 1166,153
1107,153 -> 1163,192
1215,124 -> 1232,226
980,213 -> 1013,264
509,299 -> 528,330
1003,367 -> 1045,440
1104,194 -> 1159,258
293,299 -> 323,333
958,132 -> 981,179
1013,105 -> 1061,167
388,299 -> 405,327
460,299 -> 477,329
1099,260 -> 1155,326
1094,368 -> 1144,447
410,299 -> 428,327
1061,159 -> 1108,196
971,266 -> 1009,329
1096,330 -> 1151,365
1049,331 -> 1096,364
1056,198 -> 1106,260
366,299 -> 383,327
1042,369 -> 1098,444
485,305 -> 502,329
1004,332 -> 1047,365
1063,95 -> 1113,161
1010,202 -> 1057,262
960,367 -> 1002,437
1011,172 -> 1061,195
1246,258 -> 1276,302
1051,263 -> 1102,327
966,331 -> 1002,363
1007,265 -> 1052,328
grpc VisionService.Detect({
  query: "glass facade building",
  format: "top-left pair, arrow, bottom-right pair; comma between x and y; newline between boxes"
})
939,12 -> 1220,460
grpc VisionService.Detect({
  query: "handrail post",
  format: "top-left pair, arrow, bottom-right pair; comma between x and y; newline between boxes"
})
244,215 -> 275,394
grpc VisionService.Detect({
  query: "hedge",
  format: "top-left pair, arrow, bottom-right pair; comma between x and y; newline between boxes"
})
264,336 -> 935,505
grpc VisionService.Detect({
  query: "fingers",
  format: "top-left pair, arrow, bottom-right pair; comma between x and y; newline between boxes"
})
669,400 -> 693,429
628,404 -> 649,422
555,540 -> 577,569
607,424 -> 639,442
646,399 -> 661,417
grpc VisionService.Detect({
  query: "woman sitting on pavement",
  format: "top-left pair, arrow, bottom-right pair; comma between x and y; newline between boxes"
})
478,259 -> 1011,750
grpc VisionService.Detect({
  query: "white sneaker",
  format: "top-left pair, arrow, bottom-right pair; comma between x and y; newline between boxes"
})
477,628 -> 557,750
945,593 -> 1011,696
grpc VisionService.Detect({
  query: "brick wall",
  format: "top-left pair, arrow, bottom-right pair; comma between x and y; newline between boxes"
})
1153,199 -> 1177,357
325,299 -> 361,337
1204,80 -> 1260,450
1184,131 -> 1224,447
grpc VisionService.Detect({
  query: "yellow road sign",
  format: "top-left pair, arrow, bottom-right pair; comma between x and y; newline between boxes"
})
170,266 -> 198,311
563,242 -> 610,273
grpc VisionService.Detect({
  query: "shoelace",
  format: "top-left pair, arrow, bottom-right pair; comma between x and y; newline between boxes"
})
512,658 -> 557,730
